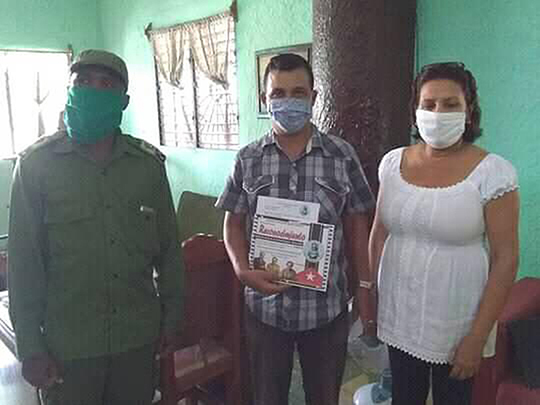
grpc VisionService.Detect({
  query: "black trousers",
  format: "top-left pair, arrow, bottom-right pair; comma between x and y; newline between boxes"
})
245,308 -> 350,405
388,346 -> 473,405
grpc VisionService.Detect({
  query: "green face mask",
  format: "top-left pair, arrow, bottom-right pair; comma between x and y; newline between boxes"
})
64,86 -> 128,144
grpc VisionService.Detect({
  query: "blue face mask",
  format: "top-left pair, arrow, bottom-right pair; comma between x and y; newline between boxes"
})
269,97 -> 312,134
64,86 -> 128,144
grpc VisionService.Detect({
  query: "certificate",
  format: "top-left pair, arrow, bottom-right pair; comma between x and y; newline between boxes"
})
249,213 -> 334,292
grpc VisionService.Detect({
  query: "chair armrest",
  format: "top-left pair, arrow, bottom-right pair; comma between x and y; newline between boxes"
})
494,277 -> 540,385
499,278 -> 540,323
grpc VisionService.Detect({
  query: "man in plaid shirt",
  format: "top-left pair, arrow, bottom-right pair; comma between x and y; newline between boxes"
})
216,54 -> 375,405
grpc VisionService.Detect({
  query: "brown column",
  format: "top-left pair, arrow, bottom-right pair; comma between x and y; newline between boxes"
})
312,0 -> 416,191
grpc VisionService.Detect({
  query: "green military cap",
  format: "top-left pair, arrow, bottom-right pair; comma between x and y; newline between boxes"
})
71,49 -> 129,89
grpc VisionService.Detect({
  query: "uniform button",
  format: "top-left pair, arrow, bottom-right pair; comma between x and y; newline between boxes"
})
112,308 -> 117,314
113,273 -> 119,279
105,203 -> 111,209
110,238 -> 116,245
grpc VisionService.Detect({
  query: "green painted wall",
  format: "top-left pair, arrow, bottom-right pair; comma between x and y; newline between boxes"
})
1,0 -> 536,279
0,0 -> 101,248
0,0 -> 99,51
417,0 -> 540,278
97,0 -> 312,200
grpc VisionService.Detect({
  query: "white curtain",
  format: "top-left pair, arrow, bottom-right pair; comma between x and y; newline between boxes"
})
187,12 -> 233,89
147,27 -> 188,89
147,11 -> 234,89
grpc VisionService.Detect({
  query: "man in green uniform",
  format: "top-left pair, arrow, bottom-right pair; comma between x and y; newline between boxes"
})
7,49 -> 183,405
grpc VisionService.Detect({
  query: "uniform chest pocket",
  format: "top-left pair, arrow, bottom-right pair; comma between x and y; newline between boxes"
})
315,177 -> 350,222
44,201 -> 94,224
242,175 -> 275,213
44,201 -> 95,257
129,205 -> 160,256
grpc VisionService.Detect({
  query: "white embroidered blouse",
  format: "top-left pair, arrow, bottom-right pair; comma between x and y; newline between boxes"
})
376,147 -> 518,363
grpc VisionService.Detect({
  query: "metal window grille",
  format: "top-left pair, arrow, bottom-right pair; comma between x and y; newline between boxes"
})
0,49 -> 71,157
155,22 -> 238,150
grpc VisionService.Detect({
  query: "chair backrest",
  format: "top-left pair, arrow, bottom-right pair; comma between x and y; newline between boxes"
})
176,191 -> 224,244
180,234 -> 242,349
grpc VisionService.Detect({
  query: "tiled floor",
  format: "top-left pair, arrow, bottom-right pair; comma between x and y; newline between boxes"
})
0,336 -> 433,405
0,337 -> 374,405
0,339 -> 39,405
286,319 -> 437,405
288,350 -> 376,405
288,320 -> 382,405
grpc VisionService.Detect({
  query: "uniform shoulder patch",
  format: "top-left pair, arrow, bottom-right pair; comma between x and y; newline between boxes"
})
124,135 -> 166,163
19,132 -> 66,159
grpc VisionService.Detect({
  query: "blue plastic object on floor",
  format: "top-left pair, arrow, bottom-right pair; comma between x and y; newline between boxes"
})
372,368 -> 392,402
353,368 -> 392,405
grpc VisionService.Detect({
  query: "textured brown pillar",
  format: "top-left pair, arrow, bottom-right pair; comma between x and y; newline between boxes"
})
313,0 -> 416,191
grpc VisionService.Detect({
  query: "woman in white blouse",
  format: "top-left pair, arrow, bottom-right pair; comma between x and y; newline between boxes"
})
368,62 -> 520,405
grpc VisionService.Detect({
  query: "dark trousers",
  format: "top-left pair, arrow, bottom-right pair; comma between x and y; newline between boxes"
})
388,346 -> 473,405
245,308 -> 349,405
40,344 -> 155,405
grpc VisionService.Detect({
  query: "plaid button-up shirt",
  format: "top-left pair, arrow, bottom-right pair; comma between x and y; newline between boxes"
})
216,126 -> 375,331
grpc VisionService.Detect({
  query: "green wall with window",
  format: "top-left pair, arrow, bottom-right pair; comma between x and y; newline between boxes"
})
0,0 -> 101,247
97,0 -> 312,201
416,0 -> 540,278
0,0 -> 537,278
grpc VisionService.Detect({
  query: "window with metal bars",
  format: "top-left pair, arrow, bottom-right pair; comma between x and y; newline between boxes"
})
0,49 -> 71,157
155,29 -> 239,150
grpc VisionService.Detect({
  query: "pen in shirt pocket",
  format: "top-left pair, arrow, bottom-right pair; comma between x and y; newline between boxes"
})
139,205 -> 156,215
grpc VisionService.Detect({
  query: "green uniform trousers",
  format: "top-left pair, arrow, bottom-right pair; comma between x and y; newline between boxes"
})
40,344 -> 156,405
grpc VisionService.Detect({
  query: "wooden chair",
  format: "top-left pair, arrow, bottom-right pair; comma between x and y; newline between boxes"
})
158,233 -> 244,405
175,192 -> 224,244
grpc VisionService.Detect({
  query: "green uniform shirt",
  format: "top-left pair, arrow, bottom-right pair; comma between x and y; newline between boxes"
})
8,131 -> 183,361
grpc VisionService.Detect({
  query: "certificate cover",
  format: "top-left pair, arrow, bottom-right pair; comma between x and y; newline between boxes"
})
249,214 -> 335,292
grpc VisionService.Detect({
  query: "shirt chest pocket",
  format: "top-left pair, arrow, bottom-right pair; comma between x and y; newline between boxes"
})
315,177 -> 350,222
44,201 -> 94,224
128,204 -> 160,256
44,200 -> 95,257
242,175 -> 275,214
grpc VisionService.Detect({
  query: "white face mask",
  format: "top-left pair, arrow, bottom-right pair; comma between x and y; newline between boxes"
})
415,110 -> 466,149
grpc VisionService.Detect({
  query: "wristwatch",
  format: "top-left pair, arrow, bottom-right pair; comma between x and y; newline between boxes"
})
358,280 -> 374,290
364,319 -> 377,326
